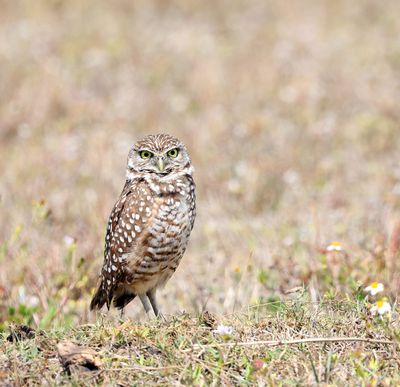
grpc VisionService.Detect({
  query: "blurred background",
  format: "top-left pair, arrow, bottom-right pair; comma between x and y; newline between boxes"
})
1,0 -> 400,328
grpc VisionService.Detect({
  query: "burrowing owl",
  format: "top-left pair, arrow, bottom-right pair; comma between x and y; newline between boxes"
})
90,134 -> 196,316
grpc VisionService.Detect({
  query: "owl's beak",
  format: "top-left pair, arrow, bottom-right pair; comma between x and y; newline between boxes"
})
157,157 -> 165,173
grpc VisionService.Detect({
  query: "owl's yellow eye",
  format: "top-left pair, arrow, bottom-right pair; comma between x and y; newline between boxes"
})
167,148 -> 179,158
140,150 -> 153,159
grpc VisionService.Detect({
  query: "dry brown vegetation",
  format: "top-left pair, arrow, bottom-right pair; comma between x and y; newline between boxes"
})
1,0 -> 400,385
2,306 -> 400,385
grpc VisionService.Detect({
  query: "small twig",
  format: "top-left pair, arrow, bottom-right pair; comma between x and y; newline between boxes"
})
184,337 -> 397,351
107,365 -> 180,371
51,279 -> 79,323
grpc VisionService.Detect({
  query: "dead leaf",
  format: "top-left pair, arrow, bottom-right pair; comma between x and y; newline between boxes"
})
57,341 -> 101,374
200,310 -> 217,329
0,370 -> 8,381
7,325 -> 36,342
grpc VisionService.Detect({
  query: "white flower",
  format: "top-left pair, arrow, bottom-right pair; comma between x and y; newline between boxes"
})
213,325 -> 233,335
326,241 -> 343,252
364,282 -> 384,296
370,299 -> 391,316
18,286 -> 39,308
63,235 -> 75,246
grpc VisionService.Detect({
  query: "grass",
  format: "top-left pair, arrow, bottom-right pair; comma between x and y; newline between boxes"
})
2,297 -> 400,385
1,0 -> 400,384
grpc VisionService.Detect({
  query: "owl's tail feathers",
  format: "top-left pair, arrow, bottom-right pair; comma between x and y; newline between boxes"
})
113,292 -> 136,310
90,284 -> 110,311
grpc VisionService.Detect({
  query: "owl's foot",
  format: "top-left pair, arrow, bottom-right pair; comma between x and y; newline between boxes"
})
157,311 -> 167,322
146,288 -> 160,317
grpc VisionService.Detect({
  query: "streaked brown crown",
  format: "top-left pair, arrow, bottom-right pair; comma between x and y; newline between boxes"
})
133,134 -> 183,152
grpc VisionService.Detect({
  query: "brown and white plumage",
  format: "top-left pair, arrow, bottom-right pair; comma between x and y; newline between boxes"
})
90,134 -> 196,316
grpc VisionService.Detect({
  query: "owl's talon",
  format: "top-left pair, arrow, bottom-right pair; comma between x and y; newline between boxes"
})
157,312 -> 166,322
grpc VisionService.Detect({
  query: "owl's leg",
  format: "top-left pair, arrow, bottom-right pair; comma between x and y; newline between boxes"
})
147,288 -> 162,318
139,294 -> 152,315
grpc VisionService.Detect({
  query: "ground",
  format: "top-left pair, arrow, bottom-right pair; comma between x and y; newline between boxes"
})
2,303 -> 400,385
1,0 -> 400,385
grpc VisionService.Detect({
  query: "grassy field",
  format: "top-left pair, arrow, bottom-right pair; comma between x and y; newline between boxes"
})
1,304 -> 399,385
1,0 -> 400,385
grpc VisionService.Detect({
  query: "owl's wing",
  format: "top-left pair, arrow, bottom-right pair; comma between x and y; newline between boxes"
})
90,179 -> 154,310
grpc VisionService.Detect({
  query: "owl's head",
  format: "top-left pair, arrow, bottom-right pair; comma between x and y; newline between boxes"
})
127,134 -> 192,180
